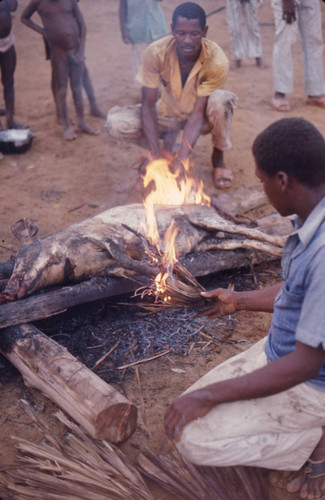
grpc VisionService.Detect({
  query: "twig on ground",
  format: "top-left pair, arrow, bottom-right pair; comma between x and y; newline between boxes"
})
117,349 -> 172,370
91,340 -> 121,370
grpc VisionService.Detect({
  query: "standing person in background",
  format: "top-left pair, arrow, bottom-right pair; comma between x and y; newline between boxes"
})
21,0 -> 100,140
0,0 -> 26,129
226,0 -> 267,69
271,0 -> 325,112
119,0 -> 168,80
42,34 -> 106,119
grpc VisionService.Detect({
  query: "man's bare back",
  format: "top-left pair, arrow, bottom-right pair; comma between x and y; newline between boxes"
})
21,0 -> 100,139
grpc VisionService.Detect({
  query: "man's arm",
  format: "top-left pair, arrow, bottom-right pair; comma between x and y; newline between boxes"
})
21,0 -> 45,37
200,282 -> 283,319
176,96 -> 208,164
119,0 -> 130,44
141,86 -> 161,159
282,0 -> 296,24
7,0 -> 18,12
165,340 -> 325,441
72,0 -> 86,61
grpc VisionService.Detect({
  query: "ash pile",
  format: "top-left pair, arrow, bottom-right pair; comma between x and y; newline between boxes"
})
0,263 -> 281,385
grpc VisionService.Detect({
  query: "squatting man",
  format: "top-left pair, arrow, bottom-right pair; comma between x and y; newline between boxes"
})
106,2 -> 237,190
165,117 -> 325,500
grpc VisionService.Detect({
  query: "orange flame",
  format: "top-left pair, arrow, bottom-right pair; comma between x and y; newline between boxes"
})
142,157 -> 209,247
142,156 -> 209,303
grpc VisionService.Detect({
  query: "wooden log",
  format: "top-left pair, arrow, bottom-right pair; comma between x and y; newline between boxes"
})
0,323 -> 137,443
0,275 -> 150,329
212,184 -> 268,216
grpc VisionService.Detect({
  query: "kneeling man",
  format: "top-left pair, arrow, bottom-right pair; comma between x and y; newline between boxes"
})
165,117 -> 325,499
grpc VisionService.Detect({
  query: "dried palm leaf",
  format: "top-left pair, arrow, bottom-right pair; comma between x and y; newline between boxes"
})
136,448 -> 270,500
0,400 -> 152,500
133,260 -> 210,311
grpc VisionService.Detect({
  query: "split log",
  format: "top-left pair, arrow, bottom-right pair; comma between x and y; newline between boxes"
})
0,276 -> 150,329
0,245 -> 277,329
0,323 -> 137,443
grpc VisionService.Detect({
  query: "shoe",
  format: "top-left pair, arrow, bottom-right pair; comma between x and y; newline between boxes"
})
213,167 -> 233,189
271,97 -> 290,112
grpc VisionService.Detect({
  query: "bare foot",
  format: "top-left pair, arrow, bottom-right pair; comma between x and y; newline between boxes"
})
213,166 -> 233,189
286,428 -> 325,499
7,120 -> 29,129
306,96 -> 325,109
63,124 -> 77,141
76,121 -> 101,135
90,106 -> 106,119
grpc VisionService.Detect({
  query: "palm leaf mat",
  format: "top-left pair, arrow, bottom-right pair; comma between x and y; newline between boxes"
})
0,400 -> 271,500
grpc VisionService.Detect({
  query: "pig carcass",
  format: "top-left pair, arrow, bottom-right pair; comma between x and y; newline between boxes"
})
1,204 -> 286,302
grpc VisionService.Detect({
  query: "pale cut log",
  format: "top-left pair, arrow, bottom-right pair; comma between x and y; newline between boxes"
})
0,323 -> 137,443
212,184 -> 268,216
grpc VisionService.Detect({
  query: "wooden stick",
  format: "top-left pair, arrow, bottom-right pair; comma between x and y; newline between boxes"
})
117,349 -> 171,370
91,340 -> 121,370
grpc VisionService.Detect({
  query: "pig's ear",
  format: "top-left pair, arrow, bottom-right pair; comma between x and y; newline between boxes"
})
11,218 -> 39,242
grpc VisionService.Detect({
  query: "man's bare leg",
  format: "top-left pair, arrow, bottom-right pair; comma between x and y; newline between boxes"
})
51,48 -> 76,140
212,147 -> 233,189
286,427 -> 325,499
1,46 -> 26,129
83,65 -> 106,119
69,58 -> 100,135
256,57 -> 268,68
230,59 -> 241,70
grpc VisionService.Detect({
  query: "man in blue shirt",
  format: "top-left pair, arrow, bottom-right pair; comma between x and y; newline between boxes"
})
165,117 -> 325,499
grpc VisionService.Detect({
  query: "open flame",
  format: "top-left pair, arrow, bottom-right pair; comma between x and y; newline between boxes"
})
142,157 -> 210,247
141,157 -> 210,306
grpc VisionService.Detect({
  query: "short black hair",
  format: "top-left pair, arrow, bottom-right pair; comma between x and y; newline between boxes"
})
172,2 -> 206,30
252,118 -> 325,187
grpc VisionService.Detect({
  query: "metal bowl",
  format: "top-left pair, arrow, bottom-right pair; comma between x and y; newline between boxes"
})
0,129 -> 35,155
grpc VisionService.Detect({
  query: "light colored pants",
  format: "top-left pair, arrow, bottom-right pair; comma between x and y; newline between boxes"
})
176,338 -> 325,470
226,0 -> 263,60
130,43 -> 147,83
271,0 -> 324,96
105,89 -> 238,152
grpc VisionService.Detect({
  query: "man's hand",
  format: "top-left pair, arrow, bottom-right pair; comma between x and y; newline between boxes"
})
164,389 -> 214,441
71,46 -> 85,64
282,0 -> 296,24
199,287 -> 238,319
121,31 -> 131,44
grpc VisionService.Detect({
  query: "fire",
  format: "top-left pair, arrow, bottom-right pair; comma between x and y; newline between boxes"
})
142,157 -> 210,247
141,156 -> 210,305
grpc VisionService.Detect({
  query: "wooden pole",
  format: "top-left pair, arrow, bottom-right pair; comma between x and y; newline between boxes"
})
0,323 -> 137,444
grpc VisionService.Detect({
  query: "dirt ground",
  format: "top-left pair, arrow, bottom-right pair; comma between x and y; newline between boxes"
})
0,0 -> 325,498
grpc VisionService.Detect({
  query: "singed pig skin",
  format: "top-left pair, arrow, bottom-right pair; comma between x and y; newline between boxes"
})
1,204 -> 285,302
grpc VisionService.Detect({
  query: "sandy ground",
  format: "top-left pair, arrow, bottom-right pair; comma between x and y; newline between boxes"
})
0,0 -> 325,498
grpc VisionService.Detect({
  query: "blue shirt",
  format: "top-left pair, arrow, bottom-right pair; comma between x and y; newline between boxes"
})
124,0 -> 168,45
265,196 -> 325,391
